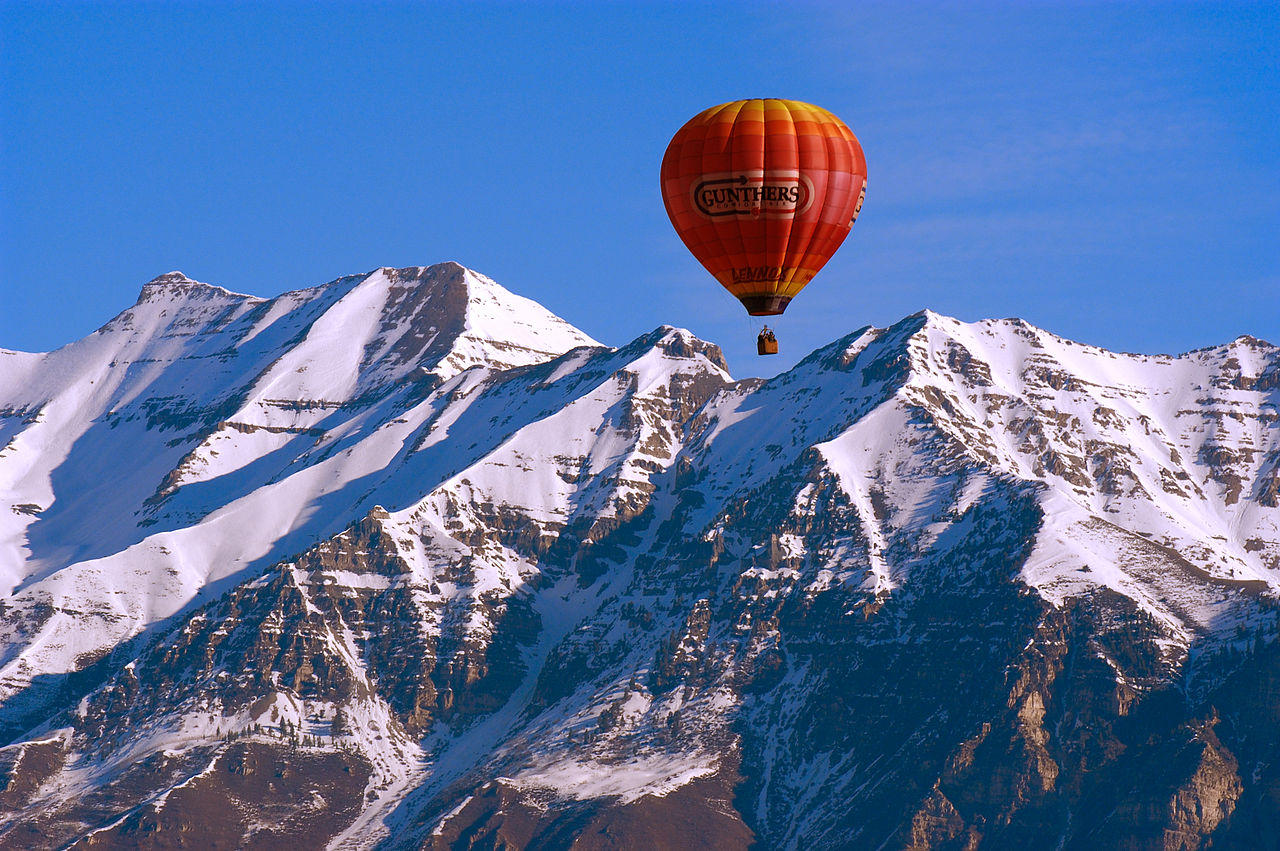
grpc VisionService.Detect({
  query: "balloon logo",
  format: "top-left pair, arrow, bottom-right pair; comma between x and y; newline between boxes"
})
660,99 -> 867,318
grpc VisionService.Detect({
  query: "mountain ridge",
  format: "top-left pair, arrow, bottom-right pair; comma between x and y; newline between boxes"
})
0,265 -> 1278,849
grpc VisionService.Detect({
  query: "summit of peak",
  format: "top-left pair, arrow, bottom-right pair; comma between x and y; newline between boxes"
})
913,308 -> 958,326
329,261 -> 600,383
910,310 -> 1047,342
147,271 -> 195,285
377,261 -> 469,285
622,325 -> 729,373
135,271 -> 248,305
1228,333 -> 1276,351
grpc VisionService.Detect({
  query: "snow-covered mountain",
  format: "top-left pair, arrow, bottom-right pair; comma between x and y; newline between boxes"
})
0,263 -> 1278,849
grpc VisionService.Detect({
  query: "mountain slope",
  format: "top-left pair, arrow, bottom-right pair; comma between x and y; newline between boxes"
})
0,266 -> 1278,849
0,263 -> 598,739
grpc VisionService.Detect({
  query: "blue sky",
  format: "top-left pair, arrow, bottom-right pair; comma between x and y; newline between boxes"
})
2,1 -> 1277,375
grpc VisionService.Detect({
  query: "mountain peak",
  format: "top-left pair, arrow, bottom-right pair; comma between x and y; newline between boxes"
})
1228,333 -> 1276,351
135,271 -> 247,305
620,325 -> 730,373
147,271 -> 194,285
338,262 -> 600,383
378,260 -> 466,279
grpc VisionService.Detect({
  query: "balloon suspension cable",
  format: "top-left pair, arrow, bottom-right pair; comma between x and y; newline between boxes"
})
739,302 -> 768,356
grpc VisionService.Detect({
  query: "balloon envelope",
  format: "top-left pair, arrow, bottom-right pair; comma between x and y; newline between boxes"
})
660,99 -> 867,315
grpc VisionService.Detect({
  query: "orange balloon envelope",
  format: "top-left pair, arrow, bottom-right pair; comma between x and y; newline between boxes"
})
660,99 -> 867,316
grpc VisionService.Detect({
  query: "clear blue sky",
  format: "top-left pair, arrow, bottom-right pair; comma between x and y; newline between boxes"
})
2,1 -> 1277,375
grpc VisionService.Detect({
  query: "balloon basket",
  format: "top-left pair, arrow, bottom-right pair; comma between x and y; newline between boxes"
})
757,336 -> 779,356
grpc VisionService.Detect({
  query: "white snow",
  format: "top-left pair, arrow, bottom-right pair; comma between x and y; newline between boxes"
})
508,751 -> 719,805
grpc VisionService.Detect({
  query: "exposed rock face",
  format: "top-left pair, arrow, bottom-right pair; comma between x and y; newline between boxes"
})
0,269 -> 1278,849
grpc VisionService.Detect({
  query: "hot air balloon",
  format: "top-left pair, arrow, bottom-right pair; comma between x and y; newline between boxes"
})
660,99 -> 867,355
